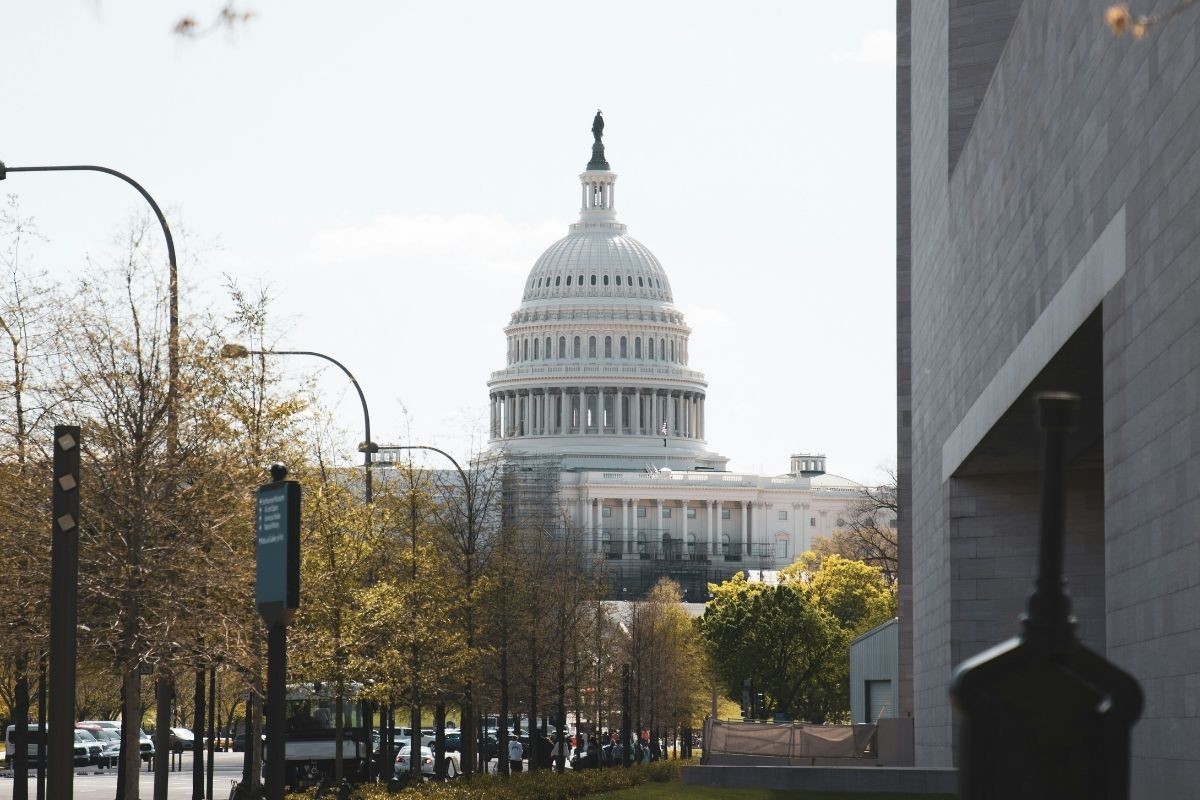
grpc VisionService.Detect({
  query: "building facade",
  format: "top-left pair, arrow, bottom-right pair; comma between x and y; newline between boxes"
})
900,2 -> 1200,794
487,115 -> 873,599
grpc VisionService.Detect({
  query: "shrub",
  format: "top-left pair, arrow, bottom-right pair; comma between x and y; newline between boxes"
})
285,760 -> 688,800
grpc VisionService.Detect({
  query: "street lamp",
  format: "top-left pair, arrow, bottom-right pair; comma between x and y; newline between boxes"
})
1,160 -> 180,800
221,343 -> 376,787
220,344 -> 377,503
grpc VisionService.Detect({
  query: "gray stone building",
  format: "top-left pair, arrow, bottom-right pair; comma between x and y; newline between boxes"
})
899,1 -> 1200,794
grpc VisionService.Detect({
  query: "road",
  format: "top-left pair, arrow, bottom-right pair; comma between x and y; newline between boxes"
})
1,752 -> 246,800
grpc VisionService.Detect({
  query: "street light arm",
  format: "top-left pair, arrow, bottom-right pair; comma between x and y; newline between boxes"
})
379,445 -> 467,487
2,164 -> 177,270
265,350 -> 372,458
2,162 -> 180,456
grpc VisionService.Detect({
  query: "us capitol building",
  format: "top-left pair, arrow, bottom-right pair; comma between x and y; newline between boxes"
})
482,113 -> 873,600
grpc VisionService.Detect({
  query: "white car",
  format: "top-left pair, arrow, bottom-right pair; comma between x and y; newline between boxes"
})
394,745 -> 460,779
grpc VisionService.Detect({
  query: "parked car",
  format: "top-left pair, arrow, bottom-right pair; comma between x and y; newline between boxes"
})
74,729 -> 105,767
4,725 -> 93,768
77,720 -> 155,764
232,732 -> 265,752
90,729 -> 123,768
170,727 -> 196,752
394,745 -> 446,779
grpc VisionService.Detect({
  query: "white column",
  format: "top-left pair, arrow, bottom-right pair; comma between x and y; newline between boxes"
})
542,391 -> 549,435
599,389 -> 606,435
584,496 -> 594,553
700,395 -> 706,439
741,500 -> 750,557
622,498 -> 630,555
715,500 -> 723,556
706,499 -> 715,558
656,499 -> 664,545
558,389 -> 566,434
616,388 -> 624,434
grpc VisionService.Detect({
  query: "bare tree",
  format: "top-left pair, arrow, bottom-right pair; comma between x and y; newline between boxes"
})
810,472 -> 898,584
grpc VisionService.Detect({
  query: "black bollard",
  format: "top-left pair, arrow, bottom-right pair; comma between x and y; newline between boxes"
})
951,392 -> 1143,799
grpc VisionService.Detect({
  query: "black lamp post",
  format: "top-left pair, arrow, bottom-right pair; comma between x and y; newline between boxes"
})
221,344 -> 376,785
1,161 -> 179,800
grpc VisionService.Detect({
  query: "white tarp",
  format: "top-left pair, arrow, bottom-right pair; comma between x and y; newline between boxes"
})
706,719 -> 876,760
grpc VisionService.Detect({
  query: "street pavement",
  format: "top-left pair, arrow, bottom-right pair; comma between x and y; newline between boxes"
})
1,752 -> 246,800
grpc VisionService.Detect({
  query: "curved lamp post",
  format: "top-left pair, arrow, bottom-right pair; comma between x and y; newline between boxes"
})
1,160 -> 180,800
220,344 -> 377,503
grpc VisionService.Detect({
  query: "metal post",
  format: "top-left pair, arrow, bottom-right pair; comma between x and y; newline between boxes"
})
35,654 -> 45,800
47,426 -> 80,800
13,668 -> 27,800
265,625 -> 286,800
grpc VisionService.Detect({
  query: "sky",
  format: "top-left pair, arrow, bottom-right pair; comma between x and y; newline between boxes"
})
1,1 -> 896,484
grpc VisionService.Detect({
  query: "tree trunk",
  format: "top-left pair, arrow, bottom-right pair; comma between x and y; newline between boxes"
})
119,668 -> 142,800
527,645 -> 538,772
193,667 -> 205,800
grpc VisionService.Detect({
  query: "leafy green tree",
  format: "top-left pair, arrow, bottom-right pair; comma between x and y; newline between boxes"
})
698,573 -> 844,722
788,553 -> 897,636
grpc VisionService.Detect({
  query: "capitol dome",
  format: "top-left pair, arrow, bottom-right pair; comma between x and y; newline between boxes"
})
521,231 -> 674,305
487,113 -> 726,472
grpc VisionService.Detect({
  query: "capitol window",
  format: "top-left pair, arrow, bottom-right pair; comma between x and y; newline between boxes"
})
637,506 -> 647,518
778,510 -> 787,520
662,507 -> 671,519
635,337 -> 642,358
522,339 -> 528,360
638,277 -> 644,287
616,275 -> 621,286
620,337 -> 627,358
559,337 -> 566,358
603,275 -> 609,286
555,276 -> 561,286
533,339 -> 539,359
670,340 -> 675,361
566,275 -> 572,286
722,508 -> 731,520
687,508 -> 696,519
648,339 -> 655,360
545,337 -> 551,358
588,337 -> 597,358
591,274 -> 597,286
660,339 -> 666,360
573,337 -> 581,358
628,274 -> 633,286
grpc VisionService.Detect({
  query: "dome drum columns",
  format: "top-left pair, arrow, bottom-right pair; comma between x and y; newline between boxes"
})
489,387 -> 705,441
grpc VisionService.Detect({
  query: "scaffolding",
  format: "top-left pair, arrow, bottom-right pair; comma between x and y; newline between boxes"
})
499,454 -> 564,546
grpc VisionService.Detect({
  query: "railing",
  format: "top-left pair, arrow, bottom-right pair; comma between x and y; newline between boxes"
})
580,471 -> 806,488
489,363 -> 709,382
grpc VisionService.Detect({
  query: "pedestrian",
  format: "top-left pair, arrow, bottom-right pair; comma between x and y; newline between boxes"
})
508,734 -> 524,773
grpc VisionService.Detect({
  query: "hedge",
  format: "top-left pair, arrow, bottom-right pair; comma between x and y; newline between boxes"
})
287,760 -> 685,800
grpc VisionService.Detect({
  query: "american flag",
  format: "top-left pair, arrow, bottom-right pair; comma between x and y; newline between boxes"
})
660,421 -> 668,435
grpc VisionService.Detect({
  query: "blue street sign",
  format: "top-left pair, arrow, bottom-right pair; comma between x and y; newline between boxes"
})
256,479 -> 300,625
